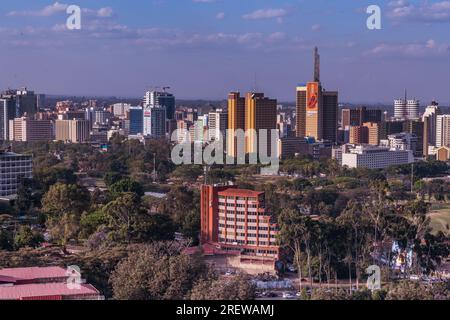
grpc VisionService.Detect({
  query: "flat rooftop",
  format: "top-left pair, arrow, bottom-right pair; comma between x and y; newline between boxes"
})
0,283 -> 100,300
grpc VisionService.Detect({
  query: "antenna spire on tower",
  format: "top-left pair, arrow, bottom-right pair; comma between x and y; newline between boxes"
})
314,47 -> 321,83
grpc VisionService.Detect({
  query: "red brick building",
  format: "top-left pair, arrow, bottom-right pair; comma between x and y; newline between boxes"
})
200,185 -> 280,267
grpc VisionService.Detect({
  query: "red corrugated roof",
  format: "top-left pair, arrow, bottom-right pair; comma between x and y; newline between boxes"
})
0,283 -> 100,300
0,266 -> 67,282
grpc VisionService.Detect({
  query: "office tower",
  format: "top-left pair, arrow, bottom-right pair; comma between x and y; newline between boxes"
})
0,151 -> 32,197
200,185 -> 280,266
407,99 -> 420,119
349,126 -> 368,144
342,107 -> 382,128
380,120 -> 405,140
144,90 -> 175,120
208,109 -> 228,141
85,107 -> 96,130
403,120 -> 424,156
227,92 -> 245,157
9,118 -> 54,142
436,115 -> 450,148
94,110 -> 110,126
128,106 -> 143,135
295,85 -> 307,138
150,107 -> 167,138
394,91 -> 420,120
422,101 -> 441,147
322,91 -> 338,142
15,88 -> 37,117
0,99 -> 16,140
55,119 -> 90,143
245,92 -> 277,156
296,47 -> 338,142
36,94 -> 46,111
112,103 -> 131,117
363,122 -> 381,145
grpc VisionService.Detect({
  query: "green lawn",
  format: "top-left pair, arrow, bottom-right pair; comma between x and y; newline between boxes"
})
428,204 -> 450,235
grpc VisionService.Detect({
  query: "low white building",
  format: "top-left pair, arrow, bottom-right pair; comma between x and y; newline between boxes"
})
342,144 -> 413,169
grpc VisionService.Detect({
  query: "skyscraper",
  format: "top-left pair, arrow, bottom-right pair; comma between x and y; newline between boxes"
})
144,90 -> 175,120
129,106 -> 144,135
0,98 -> 16,141
422,101 -> 441,147
227,92 -> 245,157
296,47 -> 338,143
245,92 -> 277,156
394,91 -> 420,120
208,109 -> 228,142
436,115 -> 450,148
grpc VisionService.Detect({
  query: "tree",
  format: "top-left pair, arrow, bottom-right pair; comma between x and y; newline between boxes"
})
42,183 -> 91,244
15,178 -> 33,214
0,229 -> 13,251
386,281 -> 433,300
110,242 -> 210,300
14,226 -> 44,249
109,178 -> 144,198
190,274 -> 256,300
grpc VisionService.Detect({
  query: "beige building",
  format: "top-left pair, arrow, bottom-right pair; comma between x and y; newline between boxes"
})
9,117 -> 54,142
55,119 -> 89,143
363,122 -> 380,145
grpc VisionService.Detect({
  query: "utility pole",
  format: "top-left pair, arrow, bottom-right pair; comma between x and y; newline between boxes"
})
411,162 -> 414,193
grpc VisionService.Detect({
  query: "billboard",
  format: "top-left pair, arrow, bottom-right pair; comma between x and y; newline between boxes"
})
307,82 -> 319,112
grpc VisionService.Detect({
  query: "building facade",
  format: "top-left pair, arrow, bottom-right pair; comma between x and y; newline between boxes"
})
0,151 -> 32,197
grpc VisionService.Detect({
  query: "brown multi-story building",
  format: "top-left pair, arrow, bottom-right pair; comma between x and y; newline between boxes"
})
349,126 -> 369,144
342,107 -> 382,128
200,185 -> 280,265
296,48 -> 338,143
9,117 -> 54,142
55,119 -> 89,143
245,92 -> 277,156
227,92 -> 245,158
363,122 -> 381,145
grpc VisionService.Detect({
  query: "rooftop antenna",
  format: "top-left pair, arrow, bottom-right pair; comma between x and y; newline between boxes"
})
253,72 -> 259,93
314,46 -> 321,83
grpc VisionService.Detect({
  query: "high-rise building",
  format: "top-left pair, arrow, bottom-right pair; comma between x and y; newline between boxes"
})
296,47 -> 338,142
200,185 -> 280,267
341,107 -> 382,128
422,101 -> 441,147
394,91 -> 420,120
0,98 -> 16,141
9,118 -> 54,142
208,109 -> 228,142
128,107 -> 143,135
349,126 -> 368,144
403,120 -> 424,157
436,115 -> 450,148
363,122 -> 381,146
227,92 -> 246,157
14,88 -> 37,117
55,119 -> 89,143
112,103 -> 131,117
0,151 -> 32,197
144,90 -> 175,120
245,92 -> 277,156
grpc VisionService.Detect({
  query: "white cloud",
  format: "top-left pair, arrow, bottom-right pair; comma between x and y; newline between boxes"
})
7,2 -> 68,17
216,12 -> 225,20
242,8 -> 289,21
387,0 -> 450,22
367,39 -> 450,57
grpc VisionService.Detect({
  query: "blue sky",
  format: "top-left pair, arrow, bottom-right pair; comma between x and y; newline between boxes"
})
0,0 -> 449,103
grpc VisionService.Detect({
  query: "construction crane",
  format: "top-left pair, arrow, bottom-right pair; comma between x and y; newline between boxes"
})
162,86 -> 171,93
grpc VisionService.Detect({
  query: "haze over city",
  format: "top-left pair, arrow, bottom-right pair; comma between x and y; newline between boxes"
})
1,0 -> 449,103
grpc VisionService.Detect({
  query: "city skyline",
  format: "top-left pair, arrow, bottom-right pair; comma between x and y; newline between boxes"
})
0,0 -> 449,103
